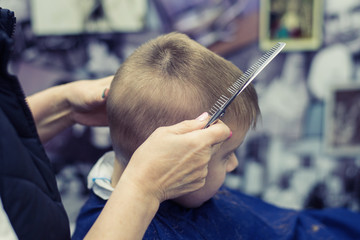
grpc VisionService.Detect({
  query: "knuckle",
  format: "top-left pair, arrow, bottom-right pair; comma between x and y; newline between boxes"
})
201,167 -> 209,179
152,126 -> 166,136
186,139 -> 200,149
197,178 -> 206,188
182,119 -> 194,128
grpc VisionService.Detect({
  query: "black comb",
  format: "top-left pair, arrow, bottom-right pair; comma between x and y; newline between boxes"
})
205,42 -> 286,128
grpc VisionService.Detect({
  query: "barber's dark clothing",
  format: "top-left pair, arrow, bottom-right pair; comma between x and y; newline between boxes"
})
0,9 -> 70,239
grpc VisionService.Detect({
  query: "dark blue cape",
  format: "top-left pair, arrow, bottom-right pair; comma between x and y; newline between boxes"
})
73,187 -> 360,239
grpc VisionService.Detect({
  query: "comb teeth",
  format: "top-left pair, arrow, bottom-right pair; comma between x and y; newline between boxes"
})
228,42 -> 283,95
209,94 -> 229,116
207,42 -> 285,119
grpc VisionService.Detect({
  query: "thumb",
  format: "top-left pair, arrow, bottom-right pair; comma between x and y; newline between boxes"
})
199,121 -> 231,146
168,112 -> 210,135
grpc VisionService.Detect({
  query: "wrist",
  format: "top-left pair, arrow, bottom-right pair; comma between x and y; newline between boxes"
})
28,83 -> 74,142
85,170 -> 160,240
116,173 -> 161,209
61,83 -> 78,125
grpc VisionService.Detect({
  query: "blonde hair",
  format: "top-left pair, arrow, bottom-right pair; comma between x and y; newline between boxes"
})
107,32 -> 259,164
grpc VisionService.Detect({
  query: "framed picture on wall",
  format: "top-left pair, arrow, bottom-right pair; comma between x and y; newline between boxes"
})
259,0 -> 323,51
324,83 -> 360,156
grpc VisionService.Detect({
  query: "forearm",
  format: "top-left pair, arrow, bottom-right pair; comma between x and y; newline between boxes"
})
27,77 -> 111,143
27,84 -> 73,143
85,179 -> 160,240
84,116 -> 231,239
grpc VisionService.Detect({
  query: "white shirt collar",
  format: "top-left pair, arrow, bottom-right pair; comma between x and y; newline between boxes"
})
88,151 -> 116,200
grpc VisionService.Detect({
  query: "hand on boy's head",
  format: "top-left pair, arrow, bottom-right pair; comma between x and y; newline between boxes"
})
120,112 -> 231,204
67,75 -> 113,126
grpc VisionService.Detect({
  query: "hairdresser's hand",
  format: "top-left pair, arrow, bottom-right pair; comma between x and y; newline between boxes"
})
67,75 -> 112,126
120,112 -> 231,203
28,76 -> 112,143
86,113 -> 230,240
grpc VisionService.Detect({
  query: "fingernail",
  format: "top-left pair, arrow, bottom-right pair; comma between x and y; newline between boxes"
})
196,112 -> 209,122
228,131 -> 233,140
102,88 -> 109,99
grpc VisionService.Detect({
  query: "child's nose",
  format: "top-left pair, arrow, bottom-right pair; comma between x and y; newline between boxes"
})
226,154 -> 239,172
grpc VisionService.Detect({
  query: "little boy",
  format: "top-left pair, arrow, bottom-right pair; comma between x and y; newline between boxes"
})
73,33 -> 360,239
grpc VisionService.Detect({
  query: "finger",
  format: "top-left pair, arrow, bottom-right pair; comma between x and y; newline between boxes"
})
98,75 -> 114,86
99,76 -> 113,99
166,112 -> 210,135
197,120 -> 231,146
102,88 -> 110,99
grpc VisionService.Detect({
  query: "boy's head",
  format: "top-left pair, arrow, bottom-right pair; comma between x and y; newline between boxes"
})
107,32 -> 260,207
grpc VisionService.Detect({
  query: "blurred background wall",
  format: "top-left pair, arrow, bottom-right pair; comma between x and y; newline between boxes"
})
1,0 -> 359,232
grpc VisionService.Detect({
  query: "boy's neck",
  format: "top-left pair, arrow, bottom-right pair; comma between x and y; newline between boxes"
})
111,158 -> 126,188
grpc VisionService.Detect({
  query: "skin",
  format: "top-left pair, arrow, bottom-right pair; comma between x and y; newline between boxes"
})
26,77 -> 232,239
27,76 -> 112,143
111,120 -> 248,209
87,116 -> 231,239
173,121 -> 247,208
